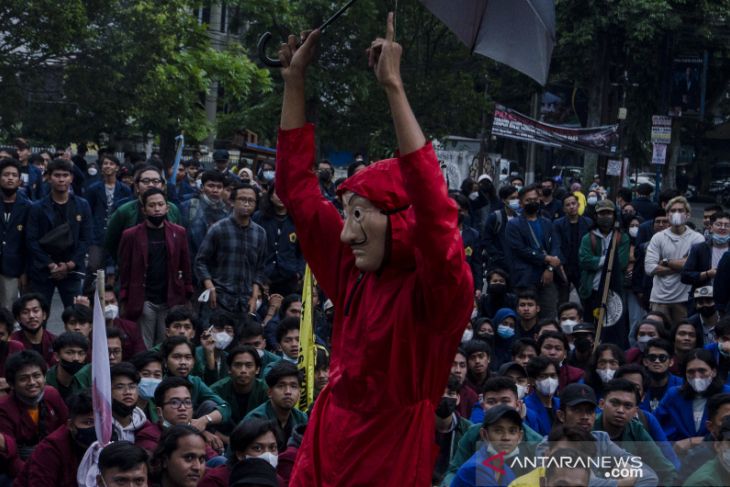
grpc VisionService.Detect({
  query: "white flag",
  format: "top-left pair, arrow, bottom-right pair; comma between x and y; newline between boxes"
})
91,290 -> 112,446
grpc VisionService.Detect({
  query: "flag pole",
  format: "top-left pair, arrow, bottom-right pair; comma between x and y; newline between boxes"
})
593,225 -> 620,352
97,270 -> 105,309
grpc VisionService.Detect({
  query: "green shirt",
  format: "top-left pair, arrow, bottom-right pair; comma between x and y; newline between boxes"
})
211,377 -> 268,426
243,400 -> 308,443
259,350 -> 281,379
195,346 -> 228,386
683,458 -> 730,486
46,365 -> 74,401
594,413 -> 676,486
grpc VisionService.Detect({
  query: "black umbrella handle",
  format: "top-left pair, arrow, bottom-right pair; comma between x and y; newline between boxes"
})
257,0 -> 359,68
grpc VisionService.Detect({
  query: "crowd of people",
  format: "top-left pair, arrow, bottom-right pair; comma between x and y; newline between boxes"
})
2,17 -> 730,487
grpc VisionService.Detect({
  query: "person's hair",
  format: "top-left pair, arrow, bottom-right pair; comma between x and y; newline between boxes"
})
632,318 -> 668,342
659,188 -> 679,205
666,195 -> 690,214
264,360 -> 300,388
347,160 -> 366,178
617,188 -> 632,204
151,425 -> 205,475
486,268 -> 509,285
708,393 -> 730,421
129,350 -> 164,373
483,376 -> 518,399
654,208 -> 667,219
516,290 -> 538,305
46,158 -> 74,175
61,304 -> 92,325
141,187 -> 166,206
450,192 -> 470,213
583,344 -> 625,393
209,309 -> 237,330
645,338 -> 673,356
67,391 -> 94,418
230,182 -> 259,203
546,425 -> 596,457
12,293 -> 49,319
498,185 -> 518,201
111,362 -> 141,384
161,336 -> 194,359
0,157 -> 22,175
525,356 -> 556,379
134,164 -> 163,183
230,418 -> 282,462
279,294 -> 302,318
0,307 -> 13,334
165,306 -> 195,328
557,302 -> 583,319
716,316 -> 730,339
671,320 -> 704,349
537,331 -> 569,353
462,339 -> 492,359
603,378 -> 641,405
315,347 -> 330,372
511,338 -> 537,358
5,350 -> 48,385
680,348 -> 725,399
535,319 -> 560,336
106,326 -> 122,342
153,376 -> 193,406
98,441 -> 149,475
52,332 -> 90,353
201,170 -> 225,185
614,364 -> 650,393
239,321 -> 265,340
276,316 -> 301,344
446,374 -> 462,394
100,154 -> 120,166
705,204 -> 724,214
545,447 -> 592,481
711,211 -> 730,223
562,192 -> 579,207
226,345 -> 262,370
518,184 -> 540,201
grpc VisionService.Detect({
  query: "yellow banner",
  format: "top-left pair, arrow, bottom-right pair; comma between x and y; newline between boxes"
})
297,265 -> 316,410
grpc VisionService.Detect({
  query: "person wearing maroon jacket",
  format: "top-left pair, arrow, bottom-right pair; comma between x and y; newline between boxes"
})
537,331 -> 583,391
10,293 -> 56,367
0,350 -> 68,478
451,348 -> 479,419
0,307 -> 24,389
14,391 -> 95,487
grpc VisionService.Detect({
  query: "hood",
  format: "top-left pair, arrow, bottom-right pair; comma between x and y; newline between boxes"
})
337,158 -> 415,271
493,307 -> 518,325
112,406 -> 148,442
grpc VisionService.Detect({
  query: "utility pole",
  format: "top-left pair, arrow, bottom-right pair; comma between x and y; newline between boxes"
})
525,92 -> 540,184
476,73 -> 492,179
611,70 -> 638,196
205,3 -> 225,151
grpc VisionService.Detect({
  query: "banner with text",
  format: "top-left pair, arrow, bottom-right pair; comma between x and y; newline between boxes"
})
492,105 -> 619,156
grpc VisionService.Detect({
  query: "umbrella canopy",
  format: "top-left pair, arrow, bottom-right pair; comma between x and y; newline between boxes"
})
420,0 -> 555,85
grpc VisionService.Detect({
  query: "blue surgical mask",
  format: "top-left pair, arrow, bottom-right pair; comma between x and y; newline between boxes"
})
262,170 -> 275,182
138,377 -> 162,400
508,200 -> 520,211
497,324 -> 515,339
712,233 -> 730,246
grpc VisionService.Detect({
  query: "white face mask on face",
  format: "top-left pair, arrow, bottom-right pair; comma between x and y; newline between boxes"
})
248,452 -> 278,469
596,368 -> 616,383
689,377 -> 712,394
104,304 -> 119,320
213,331 -> 233,350
670,212 -> 686,226
560,320 -> 577,335
629,227 -> 639,238
462,328 -> 474,343
536,377 -> 559,396
516,384 -> 528,400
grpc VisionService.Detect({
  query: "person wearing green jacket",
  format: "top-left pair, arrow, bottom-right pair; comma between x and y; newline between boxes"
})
157,336 -> 231,432
684,415 -> 730,486
440,378 -> 543,486
211,346 -> 269,432
104,165 -> 181,260
242,361 -> 307,447
239,321 -> 281,379
595,378 -> 676,486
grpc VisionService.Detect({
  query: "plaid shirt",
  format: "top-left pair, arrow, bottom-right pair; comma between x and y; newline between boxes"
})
195,216 -> 267,311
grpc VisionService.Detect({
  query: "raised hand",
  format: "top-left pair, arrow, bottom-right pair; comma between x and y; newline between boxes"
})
279,30 -> 321,83
367,12 -> 402,90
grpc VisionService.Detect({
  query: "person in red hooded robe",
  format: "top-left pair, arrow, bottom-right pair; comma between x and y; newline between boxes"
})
275,13 -> 473,486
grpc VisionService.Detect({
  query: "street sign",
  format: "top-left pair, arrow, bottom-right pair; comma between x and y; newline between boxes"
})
651,115 -> 672,144
607,159 -> 622,176
652,143 -> 668,165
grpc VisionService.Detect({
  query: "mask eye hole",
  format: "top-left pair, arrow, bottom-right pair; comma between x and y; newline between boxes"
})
353,208 -> 363,221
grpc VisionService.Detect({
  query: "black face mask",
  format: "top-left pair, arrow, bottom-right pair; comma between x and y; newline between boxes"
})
542,188 -> 552,197
699,305 -> 717,317
318,170 -> 332,183
435,397 -> 458,419
112,399 -> 136,418
0,187 -> 17,197
524,202 -> 540,215
488,283 -> 507,296
597,216 -> 614,229
574,337 -> 593,354
60,359 -> 85,375
146,214 -> 166,227
74,426 -> 97,449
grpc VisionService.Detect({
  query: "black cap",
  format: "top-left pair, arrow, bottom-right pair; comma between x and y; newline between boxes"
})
572,323 -> 595,334
482,404 -> 522,428
560,383 -> 597,407
229,458 -> 278,487
498,361 -> 527,377
212,149 -> 229,161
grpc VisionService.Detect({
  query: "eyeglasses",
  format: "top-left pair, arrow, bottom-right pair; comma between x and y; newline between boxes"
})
713,223 -> 730,229
138,178 -> 163,185
645,354 -> 669,363
164,398 -> 193,409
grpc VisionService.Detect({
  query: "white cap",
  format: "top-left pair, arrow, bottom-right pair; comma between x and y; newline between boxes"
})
477,174 -> 492,183
694,286 -> 713,299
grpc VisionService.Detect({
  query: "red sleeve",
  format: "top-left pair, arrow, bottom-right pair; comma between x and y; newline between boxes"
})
134,421 -> 160,452
399,142 -> 473,332
275,124 -> 349,301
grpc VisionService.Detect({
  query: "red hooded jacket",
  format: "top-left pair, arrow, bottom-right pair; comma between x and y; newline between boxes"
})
276,124 -> 473,486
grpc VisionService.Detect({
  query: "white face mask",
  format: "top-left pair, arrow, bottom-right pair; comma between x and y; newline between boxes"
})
560,320 -> 577,335
629,227 -> 639,238
462,328 -> 474,343
469,191 -> 479,201
213,332 -> 233,350
587,196 -> 598,205
689,377 -> 712,393
248,452 -> 278,469
88,167 -> 98,176
104,304 -> 119,320
516,384 -> 528,400
256,348 -> 265,358
637,335 -> 653,352
597,368 -> 616,383
536,377 -> 559,396
670,212 -> 686,226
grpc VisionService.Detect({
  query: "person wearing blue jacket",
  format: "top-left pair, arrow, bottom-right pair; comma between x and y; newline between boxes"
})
505,184 -> 561,319
483,185 -> 519,274
452,405 -> 522,487
655,348 -> 730,450
491,308 -> 518,368
26,159 -> 92,311
523,356 -> 559,436
0,158 -> 32,311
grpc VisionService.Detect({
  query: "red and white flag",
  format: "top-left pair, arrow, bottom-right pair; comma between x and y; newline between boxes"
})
91,289 -> 112,445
